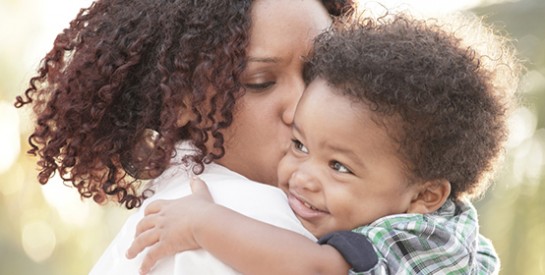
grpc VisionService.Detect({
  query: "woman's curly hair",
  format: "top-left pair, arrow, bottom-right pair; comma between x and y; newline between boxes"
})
305,13 -> 521,199
15,0 -> 355,209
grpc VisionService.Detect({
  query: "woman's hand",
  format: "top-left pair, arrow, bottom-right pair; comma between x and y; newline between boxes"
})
126,177 -> 214,274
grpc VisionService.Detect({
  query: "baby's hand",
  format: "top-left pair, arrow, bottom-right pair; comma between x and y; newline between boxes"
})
126,177 -> 214,274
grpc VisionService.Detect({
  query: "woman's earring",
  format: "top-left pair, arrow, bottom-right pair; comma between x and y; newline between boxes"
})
121,128 -> 165,179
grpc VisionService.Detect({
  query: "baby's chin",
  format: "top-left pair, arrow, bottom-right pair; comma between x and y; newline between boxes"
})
291,212 -> 331,239
299,220 -> 329,239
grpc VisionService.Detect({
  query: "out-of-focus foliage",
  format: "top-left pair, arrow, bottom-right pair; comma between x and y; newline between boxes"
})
0,0 -> 543,274
472,0 -> 545,274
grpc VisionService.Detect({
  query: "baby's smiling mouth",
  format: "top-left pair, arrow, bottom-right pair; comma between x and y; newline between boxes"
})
302,200 -> 320,211
287,191 -> 328,221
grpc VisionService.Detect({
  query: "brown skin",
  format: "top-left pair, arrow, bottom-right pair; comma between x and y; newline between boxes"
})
130,178 -> 351,275
215,0 -> 332,186
276,78 -> 450,238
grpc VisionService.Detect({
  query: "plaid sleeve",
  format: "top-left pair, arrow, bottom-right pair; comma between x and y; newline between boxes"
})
473,235 -> 500,275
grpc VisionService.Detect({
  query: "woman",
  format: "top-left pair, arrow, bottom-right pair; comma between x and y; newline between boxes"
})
16,0 -> 354,273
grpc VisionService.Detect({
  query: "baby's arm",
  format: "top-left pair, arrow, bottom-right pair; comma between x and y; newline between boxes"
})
127,177 -> 350,275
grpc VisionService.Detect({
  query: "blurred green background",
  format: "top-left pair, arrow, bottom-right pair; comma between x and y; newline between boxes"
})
1,0 -> 544,274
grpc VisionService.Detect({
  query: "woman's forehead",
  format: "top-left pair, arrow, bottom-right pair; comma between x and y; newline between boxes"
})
247,0 -> 331,57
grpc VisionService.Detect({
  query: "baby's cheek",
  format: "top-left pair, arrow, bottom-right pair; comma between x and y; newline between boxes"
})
276,156 -> 294,190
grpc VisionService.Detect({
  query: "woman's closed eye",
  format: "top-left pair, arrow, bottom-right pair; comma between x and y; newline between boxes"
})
291,139 -> 309,153
329,161 -> 352,174
243,81 -> 276,91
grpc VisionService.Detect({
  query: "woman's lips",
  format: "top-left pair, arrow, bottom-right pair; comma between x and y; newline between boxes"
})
287,192 -> 327,221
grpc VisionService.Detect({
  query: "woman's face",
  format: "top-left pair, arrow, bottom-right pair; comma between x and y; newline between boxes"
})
216,0 -> 332,185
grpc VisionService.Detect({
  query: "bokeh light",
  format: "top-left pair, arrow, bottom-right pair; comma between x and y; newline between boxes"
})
507,107 -> 537,148
21,220 -> 57,263
41,175 -> 95,227
0,101 -> 21,174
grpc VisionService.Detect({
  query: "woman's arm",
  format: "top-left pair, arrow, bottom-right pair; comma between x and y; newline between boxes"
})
127,177 -> 350,275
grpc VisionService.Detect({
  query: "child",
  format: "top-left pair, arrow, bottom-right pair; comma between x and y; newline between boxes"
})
128,13 -> 519,274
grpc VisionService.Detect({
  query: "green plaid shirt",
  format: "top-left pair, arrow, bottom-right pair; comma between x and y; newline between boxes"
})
321,199 -> 499,274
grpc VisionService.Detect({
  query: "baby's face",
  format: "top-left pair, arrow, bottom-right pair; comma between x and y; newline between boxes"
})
277,78 -> 421,238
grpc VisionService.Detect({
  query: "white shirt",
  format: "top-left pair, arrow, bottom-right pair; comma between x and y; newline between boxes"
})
90,144 -> 315,275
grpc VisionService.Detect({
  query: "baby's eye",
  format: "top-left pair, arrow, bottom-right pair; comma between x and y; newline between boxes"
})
292,139 -> 309,153
330,161 -> 352,174
243,81 -> 276,91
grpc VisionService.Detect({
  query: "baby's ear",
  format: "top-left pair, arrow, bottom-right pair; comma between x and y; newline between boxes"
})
407,179 -> 451,214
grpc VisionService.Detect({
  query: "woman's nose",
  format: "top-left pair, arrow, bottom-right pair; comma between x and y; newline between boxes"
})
281,77 -> 305,125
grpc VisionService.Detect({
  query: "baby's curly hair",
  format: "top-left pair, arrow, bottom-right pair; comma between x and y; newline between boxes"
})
15,0 -> 355,209
305,13 -> 521,199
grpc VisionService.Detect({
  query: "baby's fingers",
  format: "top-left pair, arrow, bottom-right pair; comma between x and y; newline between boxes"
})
144,199 -> 168,216
139,244 -> 173,275
126,228 -> 159,259
134,213 -> 160,238
190,177 -> 213,201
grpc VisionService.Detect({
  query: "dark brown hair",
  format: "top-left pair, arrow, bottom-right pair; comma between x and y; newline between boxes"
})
15,0 -> 355,209
305,13 -> 521,199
